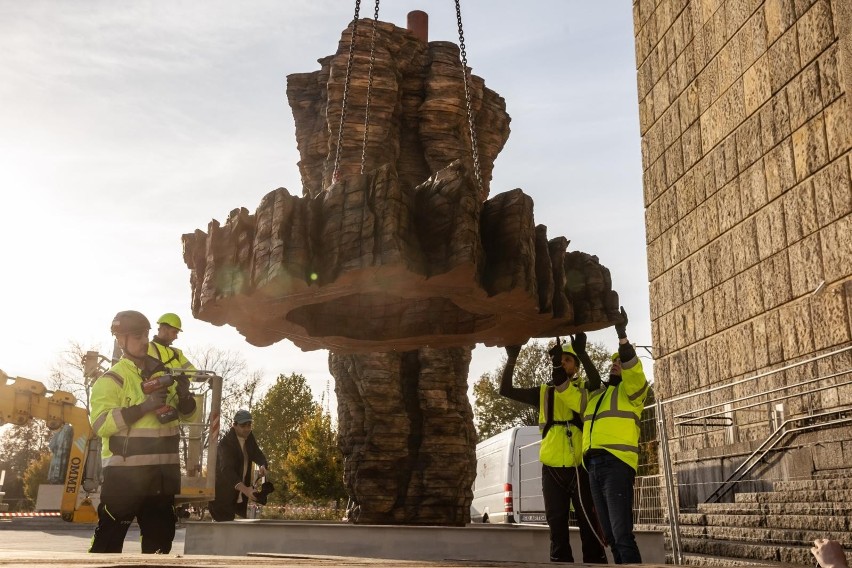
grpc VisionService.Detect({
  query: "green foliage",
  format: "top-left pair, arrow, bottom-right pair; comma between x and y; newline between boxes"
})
284,408 -> 346,504
188,346 -> 263,427
472,340 -> 613,441
251,373 -> 319,504
22,452 -> 51,509
258,502 -> 342,520
0,421 -> 52,511
473,342 -> 548,441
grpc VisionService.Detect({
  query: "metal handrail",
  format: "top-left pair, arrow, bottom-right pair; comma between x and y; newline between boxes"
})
675,376 -> 852,427
705,408 -> 852,503
674,369 -> 852,422
663,345 -> 852,407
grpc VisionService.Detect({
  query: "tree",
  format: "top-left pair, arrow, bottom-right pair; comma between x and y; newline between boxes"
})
472,339 -> 613,441
0,422 -> 52,511
252,373 -> 319,504
188,346 -> 264,424
22,452 -> 51,510
184,346 -> 264,474
284,407 -> 346,506
49,340 -> 108,414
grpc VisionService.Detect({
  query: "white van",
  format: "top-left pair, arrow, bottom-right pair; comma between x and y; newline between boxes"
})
470,425 -> 546,524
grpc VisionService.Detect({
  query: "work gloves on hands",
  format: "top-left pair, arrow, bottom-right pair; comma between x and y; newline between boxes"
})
571,332 -> 587,353
548,339 -> 569,386
176,374 -> 192,400
140,389 -> 168,414
615,306 -> 629,339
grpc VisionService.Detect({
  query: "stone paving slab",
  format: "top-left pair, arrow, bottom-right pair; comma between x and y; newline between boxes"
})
0,551 -> 665,568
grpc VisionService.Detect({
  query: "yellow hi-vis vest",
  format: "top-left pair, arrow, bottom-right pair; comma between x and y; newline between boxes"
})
582,355 -> 649,471
538,383 -> 587,468
149,341 -> 195,372
89,357 -> 191,497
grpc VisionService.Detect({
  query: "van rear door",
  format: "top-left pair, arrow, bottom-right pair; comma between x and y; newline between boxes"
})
513,429 -> 546,524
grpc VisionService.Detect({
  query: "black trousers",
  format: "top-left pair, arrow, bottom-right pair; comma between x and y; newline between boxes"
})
89,493 -> 176,554
542,464 -> 608,563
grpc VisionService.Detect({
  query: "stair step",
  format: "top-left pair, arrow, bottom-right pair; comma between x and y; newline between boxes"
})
680,537 -> 816,565
682,512 -> 850,531
671,551 -> 795,567
703,513 -> 765,528
677,524 -> 852,546
774,477 -> 852,491
698,501 -> 852,516
764,514 -> 850,532
735,488 -> 852,503
813,467 -> 852,480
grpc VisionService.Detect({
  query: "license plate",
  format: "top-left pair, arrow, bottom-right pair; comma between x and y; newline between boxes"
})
518,512 -> 546,523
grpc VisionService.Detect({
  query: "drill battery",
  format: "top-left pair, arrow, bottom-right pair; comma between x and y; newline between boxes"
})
141,374 -> 178,424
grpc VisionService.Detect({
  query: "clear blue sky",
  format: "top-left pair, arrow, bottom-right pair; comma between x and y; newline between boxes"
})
0,1 -> 650,407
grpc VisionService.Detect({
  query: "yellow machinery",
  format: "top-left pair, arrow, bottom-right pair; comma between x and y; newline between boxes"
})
0,365 -> 223,522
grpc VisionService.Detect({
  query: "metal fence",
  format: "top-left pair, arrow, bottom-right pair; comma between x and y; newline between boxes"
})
510,346 -> 852,564
655,344 -> 852,563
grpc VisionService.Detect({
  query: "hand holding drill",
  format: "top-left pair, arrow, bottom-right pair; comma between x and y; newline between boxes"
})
140,374 -> 178,423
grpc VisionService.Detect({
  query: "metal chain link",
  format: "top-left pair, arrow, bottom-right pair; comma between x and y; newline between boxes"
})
360,0 -> 380,175
455,0 -> 483,195
331,0 -> 362,184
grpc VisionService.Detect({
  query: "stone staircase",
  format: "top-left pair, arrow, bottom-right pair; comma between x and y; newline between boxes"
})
674,476 -> 852,566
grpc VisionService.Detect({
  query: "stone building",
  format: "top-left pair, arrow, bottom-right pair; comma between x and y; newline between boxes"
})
633,0 -> 852,563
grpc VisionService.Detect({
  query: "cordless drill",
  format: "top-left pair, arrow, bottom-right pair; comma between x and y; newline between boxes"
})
141,373 -> 178,424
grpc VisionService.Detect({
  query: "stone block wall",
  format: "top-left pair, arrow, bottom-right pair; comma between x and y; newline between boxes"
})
633,0 -> 852,475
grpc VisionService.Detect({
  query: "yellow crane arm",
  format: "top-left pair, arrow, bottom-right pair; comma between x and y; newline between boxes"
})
0,370 -> 98,522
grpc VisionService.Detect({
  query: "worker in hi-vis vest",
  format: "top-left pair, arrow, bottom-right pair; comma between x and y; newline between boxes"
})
148,312 -> 195,373
89,311 -> 196,554
501,334 -> 607,564
583,307 -> 649,564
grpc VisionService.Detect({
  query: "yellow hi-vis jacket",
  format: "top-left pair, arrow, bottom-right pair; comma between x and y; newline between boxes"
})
89,357 -> 190,498
538,382 -> 587,468
148,340 -> 195,372
148,340 -> 200,423
582,354 -> 649,471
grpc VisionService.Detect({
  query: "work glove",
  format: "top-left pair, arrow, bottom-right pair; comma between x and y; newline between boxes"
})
548,338 -> 563,369
504,345 -> 522,359
175,374 -> 191,399
571,332 -> 587,353
140,389 -> 168,414
615,306 -> 629,339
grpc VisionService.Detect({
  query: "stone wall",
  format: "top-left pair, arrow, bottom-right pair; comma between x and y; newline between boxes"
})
634,0 -> 852,479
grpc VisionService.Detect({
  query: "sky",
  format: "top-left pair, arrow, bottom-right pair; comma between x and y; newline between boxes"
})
0,1 -> 650,410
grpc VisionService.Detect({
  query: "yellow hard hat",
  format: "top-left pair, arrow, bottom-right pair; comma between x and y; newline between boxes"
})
157,313 -> 182,331
611,352 -> 620,361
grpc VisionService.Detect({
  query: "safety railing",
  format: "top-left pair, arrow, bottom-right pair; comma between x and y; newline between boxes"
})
655,344 -> 852,563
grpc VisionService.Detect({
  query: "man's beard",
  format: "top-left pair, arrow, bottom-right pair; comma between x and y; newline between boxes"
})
606,373 -> 622,386
155,335 -> 173,346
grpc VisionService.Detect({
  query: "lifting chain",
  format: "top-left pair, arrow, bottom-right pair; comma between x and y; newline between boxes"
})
335,0 -> 482,193
455,0 -> 483,196
331,0 -> 363,184
360,0 -> 381,175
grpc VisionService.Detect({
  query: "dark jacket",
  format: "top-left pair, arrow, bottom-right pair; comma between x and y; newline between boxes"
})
209,428 -> 268,521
